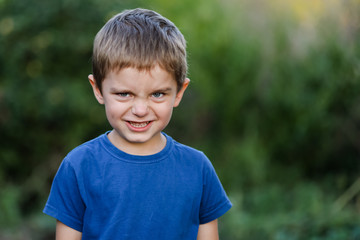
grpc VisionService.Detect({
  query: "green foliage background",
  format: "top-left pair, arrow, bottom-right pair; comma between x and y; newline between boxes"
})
1,0 -> 360,239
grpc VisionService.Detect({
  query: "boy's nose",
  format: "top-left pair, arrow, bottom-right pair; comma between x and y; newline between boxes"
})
131,99 -> 149,117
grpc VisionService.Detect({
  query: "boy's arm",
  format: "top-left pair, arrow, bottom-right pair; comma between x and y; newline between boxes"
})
56,221 -> 82,240
197,219 -> 219,240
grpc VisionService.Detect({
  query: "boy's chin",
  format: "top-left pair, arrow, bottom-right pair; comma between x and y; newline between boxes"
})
110,130 -> 165,153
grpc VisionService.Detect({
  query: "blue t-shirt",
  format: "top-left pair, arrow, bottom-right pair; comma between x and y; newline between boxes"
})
43,132 -> 232,239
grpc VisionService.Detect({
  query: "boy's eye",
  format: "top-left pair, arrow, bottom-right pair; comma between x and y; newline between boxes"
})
117,92 -> 130,97
152,92 -> 164,98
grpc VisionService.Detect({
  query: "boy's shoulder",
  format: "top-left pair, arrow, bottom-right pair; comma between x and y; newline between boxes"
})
168,134 -> 212,165
62,132 -> 212,168
171,137 -> 204,156
62,133 -> 105,165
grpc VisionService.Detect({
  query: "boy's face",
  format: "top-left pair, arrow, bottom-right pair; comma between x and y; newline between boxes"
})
89,65 -> 189,155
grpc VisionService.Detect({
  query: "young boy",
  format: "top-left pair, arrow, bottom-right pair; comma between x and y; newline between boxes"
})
43,8 -> 232,240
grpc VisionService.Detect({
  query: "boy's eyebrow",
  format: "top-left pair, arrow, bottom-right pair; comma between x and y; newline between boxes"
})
153,87 -> 173,92
109,87 -> 173,92
110,87 -> 127,92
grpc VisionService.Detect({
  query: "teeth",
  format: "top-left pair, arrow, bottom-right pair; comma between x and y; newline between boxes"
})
130,122 -> 149,128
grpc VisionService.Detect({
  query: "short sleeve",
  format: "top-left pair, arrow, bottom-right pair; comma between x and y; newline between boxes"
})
43,158 -> 85,232
199,156 -> 232,224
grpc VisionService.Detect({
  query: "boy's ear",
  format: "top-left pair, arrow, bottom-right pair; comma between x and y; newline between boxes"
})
174,78 -> 190,107
88,74 -> 104,104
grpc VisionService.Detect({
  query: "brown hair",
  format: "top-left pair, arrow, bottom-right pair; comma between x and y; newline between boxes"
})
92,8 -> 187,92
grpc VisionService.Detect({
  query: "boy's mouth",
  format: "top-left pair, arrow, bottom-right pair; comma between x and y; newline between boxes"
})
128,121 -> 151,128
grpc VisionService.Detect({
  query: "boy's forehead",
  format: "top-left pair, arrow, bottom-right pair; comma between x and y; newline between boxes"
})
105,65 -> 177,85
109,65 -> 174,78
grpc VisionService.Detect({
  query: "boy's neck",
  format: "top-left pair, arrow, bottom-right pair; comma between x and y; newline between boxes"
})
107,130 -> 167,156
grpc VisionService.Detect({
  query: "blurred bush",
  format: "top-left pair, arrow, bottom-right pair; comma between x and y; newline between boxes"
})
1,0 -> 360,239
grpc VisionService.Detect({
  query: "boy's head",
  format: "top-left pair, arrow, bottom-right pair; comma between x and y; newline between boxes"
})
92,8 -> 187,92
